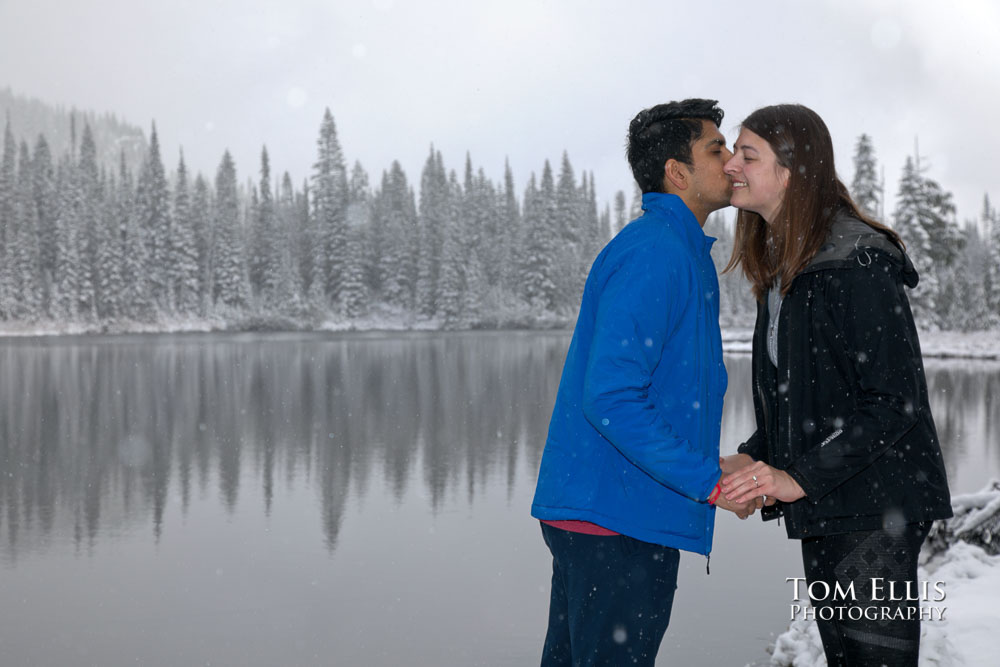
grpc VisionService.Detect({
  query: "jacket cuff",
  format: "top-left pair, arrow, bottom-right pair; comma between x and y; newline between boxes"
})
784,465 -> 820,503
737,438 -> 765,462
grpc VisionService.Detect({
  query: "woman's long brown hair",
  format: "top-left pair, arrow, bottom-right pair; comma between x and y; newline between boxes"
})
724,104 -> 902,301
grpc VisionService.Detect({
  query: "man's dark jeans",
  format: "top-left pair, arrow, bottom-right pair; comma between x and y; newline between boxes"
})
540,522 -> 680,666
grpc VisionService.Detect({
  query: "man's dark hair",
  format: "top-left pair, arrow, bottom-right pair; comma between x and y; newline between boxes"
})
626,98 -> 724,194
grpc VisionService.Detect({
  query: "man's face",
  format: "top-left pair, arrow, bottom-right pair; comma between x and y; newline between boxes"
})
684,120 -> 733,215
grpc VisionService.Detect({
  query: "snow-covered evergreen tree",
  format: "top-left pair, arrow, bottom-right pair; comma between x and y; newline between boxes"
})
377,161 -> 417,311
189,174 -> 212,314
51,157 -> 81,321
11,140 -> 43,319
342,175 -> 369,319
580,171 -> 604,281
121,149 -> 152,321
136,123 -> 171,312
249,146 -> 282,307
76,123 -> 100,319
437,171 -> 464,324
553,152 -> 580,306
497,158 -> 520,293
520,164 -> 559,313
613,190 -> 627,236
32,134 -> 57,309
892,151 -> 960,328
0,118 -> 16,318
629,181 -> 643,220
273,171 -> 303,315
95,161 -> 123,320
416,148 -> 447,317
212,151 -> 248,309
983,194 -> 1000,328
171,153 -> 200,315
850,133 -> 881,220
311,109 -> 349,306
941,221 -> 990,331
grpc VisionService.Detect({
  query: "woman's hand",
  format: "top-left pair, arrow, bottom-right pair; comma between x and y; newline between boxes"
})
720,453 -> 755,475
722,461 -> 805,505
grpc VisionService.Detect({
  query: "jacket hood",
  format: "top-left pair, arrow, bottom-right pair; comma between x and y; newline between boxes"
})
802,211 -> 919,288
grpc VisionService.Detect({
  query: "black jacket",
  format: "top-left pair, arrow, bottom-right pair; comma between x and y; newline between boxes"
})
738,213 -> 953,539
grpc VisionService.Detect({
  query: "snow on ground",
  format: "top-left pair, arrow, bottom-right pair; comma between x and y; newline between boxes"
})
722,329 -> 1000,359
766,481 -> 1000,667
1,320 -> 996,355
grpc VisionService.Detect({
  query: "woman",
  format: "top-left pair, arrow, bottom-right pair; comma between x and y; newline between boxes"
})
718,104 -> 952,667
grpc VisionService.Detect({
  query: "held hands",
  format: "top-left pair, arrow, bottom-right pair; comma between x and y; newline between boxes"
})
711,455 -> 760,519
713,485 -> 762,520
722,461 -> 805,506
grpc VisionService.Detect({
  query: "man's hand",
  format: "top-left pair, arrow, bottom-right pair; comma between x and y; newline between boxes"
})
713,489 -> 759,520
722,461 -> 805,505
720,453 -> 754,475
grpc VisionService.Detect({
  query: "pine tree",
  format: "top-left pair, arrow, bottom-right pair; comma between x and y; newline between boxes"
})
76,123 -> 100,319
95,163 -> 124,320
136,123 -> 172,312
580,172 -> 604,282
212,151 -> 248,309
944,221 -> 990,331
892,149 -> 960,327
32,134 -> 57,311
273,171 -> 303,315
416,148 -> 446,317
249,146 -> 282,307
172,153 -> 200,315
311,108 -> 349,306
984,194 -> 1000,327
498,158 -> 520,293
465,167 -> 496,310
341,163 -> 370,319
629,182 -> 643,220
190,174 -> 212,314
850,134 -> 881,220
613,190 -> 627,236
437,171 -> 464,324
52,158 -> 81,321
377,161 -> 417,311
121,150 -> 152,320
0,118 -> 16,318
520,165 -> 558,313
553,152 -> 580,306
11,140 -> 43,318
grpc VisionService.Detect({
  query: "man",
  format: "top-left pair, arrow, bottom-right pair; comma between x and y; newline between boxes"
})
530,98 -> 755,666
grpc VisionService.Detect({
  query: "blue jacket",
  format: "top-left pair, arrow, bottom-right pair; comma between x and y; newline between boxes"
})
531,193 -> 727,555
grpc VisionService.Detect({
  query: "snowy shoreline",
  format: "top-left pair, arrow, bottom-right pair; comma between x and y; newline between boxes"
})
723,329 -> 1000,361
767,481 -> 1000,667
1,322 -> 996,360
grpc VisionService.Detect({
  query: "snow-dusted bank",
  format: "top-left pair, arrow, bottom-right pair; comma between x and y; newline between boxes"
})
0,322 -> 998,361
767,481 -> 1000,667
722,329 -> 1000,360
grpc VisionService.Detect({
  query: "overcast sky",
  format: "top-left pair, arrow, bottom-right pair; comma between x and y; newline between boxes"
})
1,0 -> 997,223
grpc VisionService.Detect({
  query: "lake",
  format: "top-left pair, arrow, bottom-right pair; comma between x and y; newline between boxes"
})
0,332 -> 996,666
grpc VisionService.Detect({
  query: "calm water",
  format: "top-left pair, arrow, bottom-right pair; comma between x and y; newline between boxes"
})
0,332 -> 997,666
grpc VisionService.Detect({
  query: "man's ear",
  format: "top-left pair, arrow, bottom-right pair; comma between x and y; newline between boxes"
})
663,159 -> 690,193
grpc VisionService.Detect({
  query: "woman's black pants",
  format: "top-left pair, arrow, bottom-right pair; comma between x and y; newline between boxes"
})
801,522 -> 930,667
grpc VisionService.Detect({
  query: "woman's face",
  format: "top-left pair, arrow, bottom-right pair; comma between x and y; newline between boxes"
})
724,128 -> 790,223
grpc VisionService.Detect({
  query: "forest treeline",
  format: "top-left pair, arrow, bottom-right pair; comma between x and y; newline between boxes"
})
0,105 -> 997,332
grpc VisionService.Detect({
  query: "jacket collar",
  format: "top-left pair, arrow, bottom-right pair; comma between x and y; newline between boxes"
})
640,192 -> 715,254
802,211 -> 918,287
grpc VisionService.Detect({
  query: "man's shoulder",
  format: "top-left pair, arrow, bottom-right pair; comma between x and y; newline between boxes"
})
607,215 -> 689,260
589,220 -> 692,291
